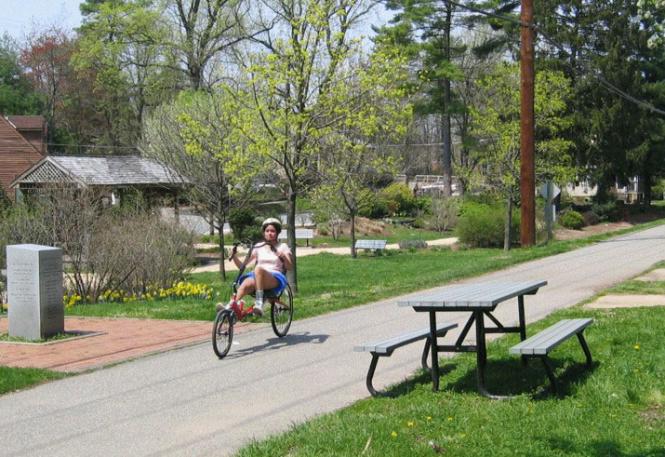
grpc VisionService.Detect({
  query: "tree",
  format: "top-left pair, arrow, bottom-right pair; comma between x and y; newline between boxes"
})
233,0 -> 375,289
142,89 -> 263,279
315,50 -> 413,257
470,64 -> 575,249
76,0 -> 171,148
517,0 -> 665,205
20,28 -> 75,146
375,0 -> 470,196
0,34 -> 43,114
161,0 -> 255,89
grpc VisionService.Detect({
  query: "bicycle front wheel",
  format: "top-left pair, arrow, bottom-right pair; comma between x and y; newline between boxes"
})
271,284 -> 293,337
212,309 -> 234,358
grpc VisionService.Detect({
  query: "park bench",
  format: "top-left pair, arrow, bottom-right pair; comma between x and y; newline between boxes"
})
509,318 -> 594,394
354,322 -> 458,397
355,239 -> 387,254
278,228 -> 314,246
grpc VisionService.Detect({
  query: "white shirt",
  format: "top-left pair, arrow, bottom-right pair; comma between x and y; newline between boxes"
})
251,242 -> 291,274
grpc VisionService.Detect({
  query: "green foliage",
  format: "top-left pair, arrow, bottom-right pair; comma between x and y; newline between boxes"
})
0,35 -> 43,114
362,194 -> 390,219
457,201 -> 519,248
379,183 -> 417,217
470,64 -> 576,199
591,201 -> 624,222
653,179 -> 665,200
228,208 -> 259,242
559,210 -> 585,230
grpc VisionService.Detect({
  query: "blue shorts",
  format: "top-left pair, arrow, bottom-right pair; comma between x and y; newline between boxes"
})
238,271 -> 288,296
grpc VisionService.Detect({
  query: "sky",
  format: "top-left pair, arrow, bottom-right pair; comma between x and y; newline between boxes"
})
1,0 -> 83,42
1,0 -> 389,44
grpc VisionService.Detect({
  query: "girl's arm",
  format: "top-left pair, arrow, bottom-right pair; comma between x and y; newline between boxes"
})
232,247 -> 255,269
277,245 -> 293,271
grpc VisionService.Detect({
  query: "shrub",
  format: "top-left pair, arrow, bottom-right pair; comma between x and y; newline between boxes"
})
428,197 -> 461,231
228,207 -> 260,241
582,211 -> 600,226
0,204 -> 50,269
457,201 -> 519,248
1,192 -> 196,303
398,239 -> 428,250
559,210 -> 584,229
592,201 -> 623,222
653,179 -> 665,200
379,183 -> 417,216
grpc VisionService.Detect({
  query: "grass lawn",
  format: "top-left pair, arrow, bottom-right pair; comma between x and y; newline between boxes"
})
601,261 -> 665,296
235,295 -> 665,456
66,218 -> 665,321
0,366 -> 68,395
312,224 -> 451,248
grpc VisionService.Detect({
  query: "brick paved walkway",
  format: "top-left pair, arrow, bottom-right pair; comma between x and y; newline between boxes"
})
0,316 -> 258,373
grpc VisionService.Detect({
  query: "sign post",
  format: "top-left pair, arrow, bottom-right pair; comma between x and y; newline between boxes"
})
540,181 -> 561,242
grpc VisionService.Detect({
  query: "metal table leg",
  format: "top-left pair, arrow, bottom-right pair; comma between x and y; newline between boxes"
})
475,310 -> 487,394
518,295 -> 528,366
429,310 -> 439,391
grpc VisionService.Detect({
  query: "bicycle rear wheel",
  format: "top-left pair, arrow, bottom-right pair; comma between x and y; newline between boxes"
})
271,284 -> 293,337
212,309 -> 234,358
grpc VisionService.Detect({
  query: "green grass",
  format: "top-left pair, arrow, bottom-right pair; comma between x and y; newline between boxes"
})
65,218 -> 665,321
236,295 -> 665,456
602,261 -> 665,295
0,366 -> 68,395
314,225 -> 451,248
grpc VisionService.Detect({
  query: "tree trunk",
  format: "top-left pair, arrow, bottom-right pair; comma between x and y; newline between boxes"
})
217,195 -> 226,281
350,213 -> 357,258
287,188 -> 298,292
504,194 -> 513,251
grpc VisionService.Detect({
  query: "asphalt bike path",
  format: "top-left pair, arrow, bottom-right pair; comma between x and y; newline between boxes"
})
2,225 -> 665,456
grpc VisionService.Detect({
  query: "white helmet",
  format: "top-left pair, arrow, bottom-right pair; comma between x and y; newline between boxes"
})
261,217 -> 282,234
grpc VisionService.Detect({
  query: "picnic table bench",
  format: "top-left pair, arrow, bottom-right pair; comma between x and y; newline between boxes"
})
278,228 -> 314,246
354,322 -> 458,397
510,318 -> 593,393
355,239 -> 387,253
399,280 -> 547,398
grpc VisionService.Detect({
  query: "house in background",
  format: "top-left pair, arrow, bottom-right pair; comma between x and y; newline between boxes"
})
6,115 -> 48,154
0,115 -> 46,200
11,155 -> 189,216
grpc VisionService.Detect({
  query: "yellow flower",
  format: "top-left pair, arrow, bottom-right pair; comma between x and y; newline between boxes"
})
407,421 -> 415,427
390,431 -> 397,438
447,417 -> 453,421
426,416 -> 432,421
634,344 -> 640,350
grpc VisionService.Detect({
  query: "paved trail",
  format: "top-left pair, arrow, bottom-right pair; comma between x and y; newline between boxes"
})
2,225 -> 665,456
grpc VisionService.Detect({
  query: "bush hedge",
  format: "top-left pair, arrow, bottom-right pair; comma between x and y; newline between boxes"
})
559,210 -> 585,229
457,201 -> 519,248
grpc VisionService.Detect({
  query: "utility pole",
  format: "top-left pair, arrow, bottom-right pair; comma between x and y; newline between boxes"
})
520,0 -> 536,246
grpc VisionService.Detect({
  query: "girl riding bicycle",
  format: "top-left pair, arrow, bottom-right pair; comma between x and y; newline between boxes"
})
218,217 -> 293,317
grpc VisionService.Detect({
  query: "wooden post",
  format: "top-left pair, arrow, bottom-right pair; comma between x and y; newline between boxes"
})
520,0 -> 536,247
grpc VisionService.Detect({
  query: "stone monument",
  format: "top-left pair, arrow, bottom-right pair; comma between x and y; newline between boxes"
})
7,244 -> 64,340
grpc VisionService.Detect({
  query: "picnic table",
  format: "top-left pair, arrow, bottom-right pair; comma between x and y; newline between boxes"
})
398,279 -> 547,398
